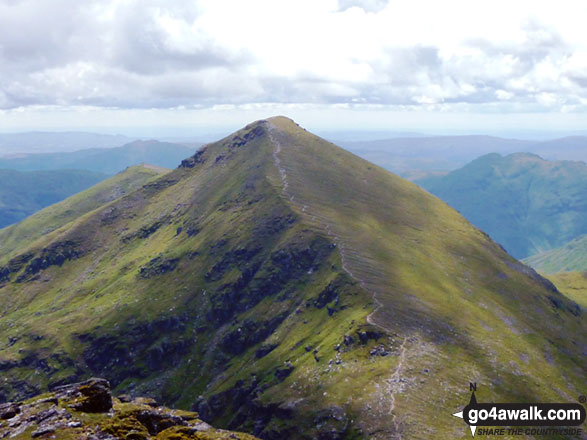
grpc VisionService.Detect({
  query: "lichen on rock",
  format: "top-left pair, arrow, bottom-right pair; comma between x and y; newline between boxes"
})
0,378 -> 259,439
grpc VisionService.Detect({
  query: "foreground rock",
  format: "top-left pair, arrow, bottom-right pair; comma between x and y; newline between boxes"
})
0,378 -> 259,439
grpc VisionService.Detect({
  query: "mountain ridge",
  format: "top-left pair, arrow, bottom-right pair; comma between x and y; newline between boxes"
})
338,135 -> 587,177
0,117 -> 583,439
0,140 -> 195,174
0,131 -> 132,155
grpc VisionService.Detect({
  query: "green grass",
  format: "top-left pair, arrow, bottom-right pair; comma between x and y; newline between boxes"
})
0,118 -> 584,440
267,117 -> 585,438
546,271 -> 587,308
523,234 -> 587,274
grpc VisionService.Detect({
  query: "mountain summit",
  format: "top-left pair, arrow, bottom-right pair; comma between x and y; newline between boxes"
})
0,117 -> 583,439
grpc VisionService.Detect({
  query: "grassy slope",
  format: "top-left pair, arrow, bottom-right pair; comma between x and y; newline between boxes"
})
0,165 -> 169,260
0,123 -> 369,438
0,169 -> 108,229
0,118 -> 584,440
523,234 -> 587,274
416,153 -> 587,259
268,117 -> 585,438
547,271 -> 587,308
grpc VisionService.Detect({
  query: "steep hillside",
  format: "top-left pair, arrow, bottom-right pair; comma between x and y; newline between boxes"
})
0,164 -> 168,258
547,271 -> 587,309
0,140 -> 194,174
416,153 -> 587,259
524,235 -> 587,274
0,169 -> 108,228
0,118 -> 583,440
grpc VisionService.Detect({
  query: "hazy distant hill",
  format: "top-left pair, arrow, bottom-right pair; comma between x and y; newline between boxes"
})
0,165 -> 168,257
339,135 -> 533,176
339,135 -> 587,177
524,235 -> 587,274
0,140 -> 195,174
0,132 -> 132,155
416,153 -> 587,259
0,169 -> 107,228
531,136 -> 587,162
0,118 -> 582,439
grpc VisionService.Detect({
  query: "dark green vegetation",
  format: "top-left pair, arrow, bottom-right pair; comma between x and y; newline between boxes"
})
0,118 -> 584,439
0,377 -> 259,439
0,169 -> 108,229
416,153 -> 587,259
524,235 -> 587,274
0,140 -> 194,174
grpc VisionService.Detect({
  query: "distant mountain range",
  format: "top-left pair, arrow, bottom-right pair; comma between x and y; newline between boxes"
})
0,169 -> 108,229
0,164 -> 167,257
0,140 -> 196,174
415,152 -> 587,259
0,117 -> 582,439
0,140 -> 195,229
0,131 -> 132,156
339,135 -> 587,177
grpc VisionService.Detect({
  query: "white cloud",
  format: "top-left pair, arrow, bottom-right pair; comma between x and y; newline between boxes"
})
0,0 -> 586,123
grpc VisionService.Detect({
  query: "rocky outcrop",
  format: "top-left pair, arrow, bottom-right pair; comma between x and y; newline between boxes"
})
139,256 -> 180,279
179,146 -> 208,168
0,252 -> 33,283
0,378 -> 259,439
53,378 -> 113,413
1,241 -> 84,283
78,316 -> 191,387
22,241 -> 83,278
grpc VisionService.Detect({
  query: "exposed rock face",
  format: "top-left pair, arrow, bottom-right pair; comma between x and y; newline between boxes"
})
0,378 -> 259,439
179,145 -> 208,168
53,378 -> 113,413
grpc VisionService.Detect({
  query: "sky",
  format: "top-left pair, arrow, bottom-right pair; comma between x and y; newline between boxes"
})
1,0 -> 586,136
